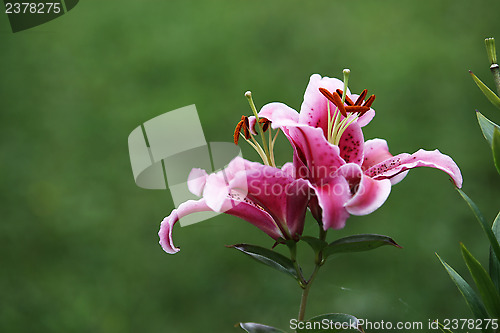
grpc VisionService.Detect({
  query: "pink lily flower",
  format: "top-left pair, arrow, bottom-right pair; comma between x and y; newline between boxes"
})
252,74 -> 463,230
158,157 -> 311,254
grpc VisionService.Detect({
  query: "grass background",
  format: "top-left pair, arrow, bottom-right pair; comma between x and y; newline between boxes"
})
1,1 -> 499,332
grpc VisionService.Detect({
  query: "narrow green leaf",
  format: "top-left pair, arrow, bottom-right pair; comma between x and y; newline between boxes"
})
296,313 -> 362,333
470,71 -> 500,109
436,253 -> 492,332
477,111 -> 500,146
239,323 -> 287,333
493,128 -> 500,174
300,236 -> 328,254
456,188 -> 500,266
228,244 -> 298,280
490,212 -> 500,292
323,234 -> 401,259
461,243 -> 500,318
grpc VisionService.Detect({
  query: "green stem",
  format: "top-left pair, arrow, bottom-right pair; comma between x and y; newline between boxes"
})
295,228 -> 328,325
490,64 -> 500,97
298,263 -> 321,321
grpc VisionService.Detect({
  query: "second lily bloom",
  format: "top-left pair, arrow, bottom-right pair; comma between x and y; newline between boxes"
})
253,73 -> 463,230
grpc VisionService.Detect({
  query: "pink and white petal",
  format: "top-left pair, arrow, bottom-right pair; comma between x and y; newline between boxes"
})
365,149 -> 463,188
362,139 -> 394,171
285,179 -> 312,238
281,162 -> 296,178
158,199 -> 212,254
188,168 -> 209,197
349,93 -> 375,127
388,170 -> 409,185
288,125 -> 345,183
338,121 -> 364,165
258,102 -> 300,129
248,116 -> 258,135
344,176 -> 392,216
356,109 -> 375,127
299,74 -> 349,137
314,176 -> 352,230
203,173 -> 233,212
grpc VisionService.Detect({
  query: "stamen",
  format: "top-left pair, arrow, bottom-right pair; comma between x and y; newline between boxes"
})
233,118 -> 244,145
364,95 -> 376,108
335,89 -> 354,106
259,118 -> 271,132
345,106 -> 370,114
354,89 -> 367,105
243,116 -> 250,139
319,87 -> 347,117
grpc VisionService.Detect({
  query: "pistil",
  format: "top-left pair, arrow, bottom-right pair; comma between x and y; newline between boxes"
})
319,70 -> 375,146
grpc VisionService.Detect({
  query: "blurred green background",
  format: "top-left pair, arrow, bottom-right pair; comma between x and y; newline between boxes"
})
1,1 -> 500,332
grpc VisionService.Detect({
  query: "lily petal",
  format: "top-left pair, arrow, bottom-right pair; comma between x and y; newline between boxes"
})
314,175 -> 351,230
287,125 -> 345,183
159,199 -> 212,254
188,168 -> 209,197
365,149 -> 463,188
362,139 -> 394,171
338,164 -> 392,215
350,93 -> 375,127
338,122 -> 364,165
258,102 -> 300,129
229,164 -> 311,239
299,74 -> 351,137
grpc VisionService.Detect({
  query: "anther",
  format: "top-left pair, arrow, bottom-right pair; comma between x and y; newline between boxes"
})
259,118 -> 271,132
335,89 -> 354,106
233,115 -> 250,145
364,95 -> 376,108
354,89 -> 367,106
319,87 -> 347,117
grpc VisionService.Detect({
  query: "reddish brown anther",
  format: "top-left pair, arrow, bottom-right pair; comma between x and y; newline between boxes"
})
234,115 -> 251,145
354,89 -> 367,106
319,87 -> 347,117
364,95 -> 376,108
259,118 -> 271,132
335,89 -> 354,106
319,87 -> 375,117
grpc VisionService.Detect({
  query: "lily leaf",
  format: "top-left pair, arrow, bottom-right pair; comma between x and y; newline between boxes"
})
470,71 -> 500,109
436,253 -> 492,332
490,212 -> 500,292
239,323 -> 287,333
461,243 -> 500,319
477,111 -> 500,146
300,236 -> 328,254
493,128 -> 500,174
296,313 -> 363,333
456,188 -> 500,266
323,234 -> 402,259
228,244 -> 299,281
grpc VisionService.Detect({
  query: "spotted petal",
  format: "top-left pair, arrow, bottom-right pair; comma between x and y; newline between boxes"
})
299,74 -> 351,137
365,148 -> 463,188
338,121 -> 364,165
